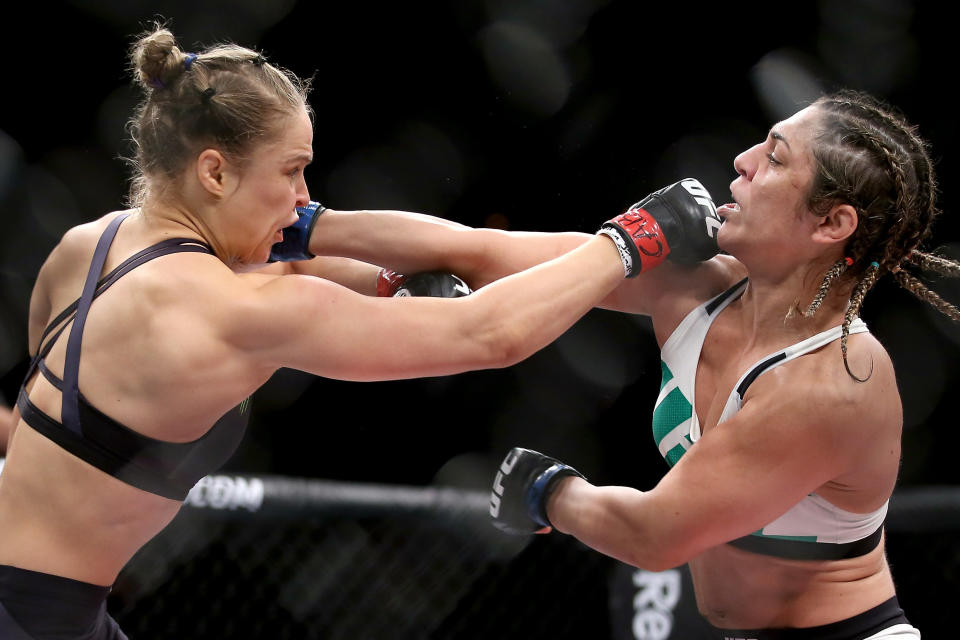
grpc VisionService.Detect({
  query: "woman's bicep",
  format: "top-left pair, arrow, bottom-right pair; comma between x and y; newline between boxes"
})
312,209 -> 594,289
289,256 -> 380,294
466,230 -> 591,287
230,233 -> 624,381
243,256 -> 380,295
308,208 -> 480,277
232,275 -> 495,381
646,379 -> 859,557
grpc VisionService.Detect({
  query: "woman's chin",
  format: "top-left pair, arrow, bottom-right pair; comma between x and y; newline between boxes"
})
716,227 -> 734,253
226,249 -> 271,272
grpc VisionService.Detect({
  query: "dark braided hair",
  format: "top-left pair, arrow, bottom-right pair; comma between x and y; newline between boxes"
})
801,90 -> 960,380
126,23 -> 312,206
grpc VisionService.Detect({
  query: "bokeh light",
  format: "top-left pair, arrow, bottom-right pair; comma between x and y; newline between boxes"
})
0,2 -> 957,634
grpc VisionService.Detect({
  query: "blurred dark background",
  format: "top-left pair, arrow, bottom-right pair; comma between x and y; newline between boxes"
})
1,1 -> 958,499
2,1 -> 959,637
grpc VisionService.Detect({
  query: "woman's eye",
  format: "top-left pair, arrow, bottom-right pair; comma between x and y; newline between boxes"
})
766,152 -> 780,166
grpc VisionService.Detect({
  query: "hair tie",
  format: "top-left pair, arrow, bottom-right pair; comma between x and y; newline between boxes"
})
870,261 -> 880,269
149,78 -> 165,90
184,53 -> 198,71
200,87 -> 216,104
251,54 -> 266,66
844,257 -> 854,266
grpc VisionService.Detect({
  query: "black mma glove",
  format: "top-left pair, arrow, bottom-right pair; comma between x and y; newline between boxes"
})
597,178 -> 722,277
378,270 -> 473,298
489,447 -> 585,535
269,201 -> 326,262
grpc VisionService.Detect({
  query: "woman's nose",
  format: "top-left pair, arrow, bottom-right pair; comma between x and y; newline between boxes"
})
733,144 -> 760,181
295,176 -> 310,209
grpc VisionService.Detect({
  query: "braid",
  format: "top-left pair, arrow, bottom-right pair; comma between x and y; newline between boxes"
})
906,250 -> 960,277
807,90 -> 959,379
862,131 -> 914,267
804,259 -> 848,317
840,263 -> 880,382
812,93 -> 932,272
893,269 -> 960,322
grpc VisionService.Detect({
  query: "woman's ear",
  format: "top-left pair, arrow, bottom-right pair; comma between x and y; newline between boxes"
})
814,203 -> 858,245
196,149 -> 227,197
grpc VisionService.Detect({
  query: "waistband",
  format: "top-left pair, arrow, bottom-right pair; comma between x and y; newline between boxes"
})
0,564 -> 112,635
712,596 -> 910,640
0,565 -> 111,605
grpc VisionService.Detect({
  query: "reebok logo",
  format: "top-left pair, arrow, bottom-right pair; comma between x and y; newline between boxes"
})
631,568 -> 681,640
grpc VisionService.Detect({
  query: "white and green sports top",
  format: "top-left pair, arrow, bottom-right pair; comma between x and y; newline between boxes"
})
652,278 -> 886,560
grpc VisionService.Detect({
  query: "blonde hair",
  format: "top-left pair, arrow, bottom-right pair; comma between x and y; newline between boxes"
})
125,23 -> 312,205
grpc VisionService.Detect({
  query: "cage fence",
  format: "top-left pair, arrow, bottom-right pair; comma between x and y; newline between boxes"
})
102,475 -> 960,639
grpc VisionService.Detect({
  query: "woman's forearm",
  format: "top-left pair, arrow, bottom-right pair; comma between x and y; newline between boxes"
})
309,208 -> 590,288
548,478 -> 688,573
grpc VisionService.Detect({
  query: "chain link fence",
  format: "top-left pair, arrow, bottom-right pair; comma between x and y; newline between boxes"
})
107,475 -> 958,639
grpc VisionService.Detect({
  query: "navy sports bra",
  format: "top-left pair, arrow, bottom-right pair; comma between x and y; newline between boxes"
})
16,214 -> 250,501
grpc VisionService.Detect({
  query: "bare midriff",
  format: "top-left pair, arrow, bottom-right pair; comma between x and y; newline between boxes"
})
0,423 -> 182,587
689,538 -> 895,630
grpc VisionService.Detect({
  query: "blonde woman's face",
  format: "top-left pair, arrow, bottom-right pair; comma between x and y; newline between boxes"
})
222,106 -> 314,265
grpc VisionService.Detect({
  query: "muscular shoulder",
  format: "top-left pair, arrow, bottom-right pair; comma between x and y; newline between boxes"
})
38,212 -> 131,287
52,211 -> 131,256
739,332 -> 901,467
132,249 -> 252,321
101,251 -> 285,382
29,212 -> 132,342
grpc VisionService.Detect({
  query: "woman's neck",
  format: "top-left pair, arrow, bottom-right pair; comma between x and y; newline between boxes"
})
736,259 -> 854,342
136,191 -> 227,260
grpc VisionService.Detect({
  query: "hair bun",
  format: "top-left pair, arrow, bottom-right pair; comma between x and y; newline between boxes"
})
130,26 -> 185,90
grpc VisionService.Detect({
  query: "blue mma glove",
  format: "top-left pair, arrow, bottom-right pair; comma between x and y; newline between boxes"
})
489,447 -> 585,535
269,201 -> 326,262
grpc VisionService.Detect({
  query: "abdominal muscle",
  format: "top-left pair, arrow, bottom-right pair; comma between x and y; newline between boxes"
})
688,537 -> 896,629
0,421 -> 183,587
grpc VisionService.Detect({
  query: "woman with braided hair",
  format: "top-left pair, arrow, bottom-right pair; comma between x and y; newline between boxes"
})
305,90 -> 955,638
796,92 -> 958,378
489,91 -> 950,638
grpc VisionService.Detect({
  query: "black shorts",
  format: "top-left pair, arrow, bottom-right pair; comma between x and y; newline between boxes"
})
0,564 -> 127,640
710,596 -> 916,640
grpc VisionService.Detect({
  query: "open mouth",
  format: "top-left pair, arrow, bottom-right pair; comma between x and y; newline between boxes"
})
717,203 -> 740,218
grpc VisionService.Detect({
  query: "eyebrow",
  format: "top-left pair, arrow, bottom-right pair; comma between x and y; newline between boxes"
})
285,153 -> 313,164
770,130 -> 791,149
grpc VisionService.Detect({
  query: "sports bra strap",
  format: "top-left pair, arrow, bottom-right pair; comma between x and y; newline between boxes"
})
93,237 -> 212,295
61,214 -> 129,436
37,360 -> 64,391
25,232 -> 213,392
36,237 -> 212,349
23,322 -> 69,386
